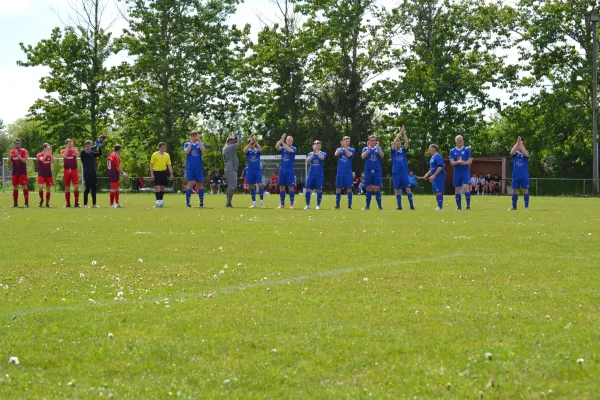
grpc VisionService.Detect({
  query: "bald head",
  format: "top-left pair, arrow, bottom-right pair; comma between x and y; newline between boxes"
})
455,135 -> 464,147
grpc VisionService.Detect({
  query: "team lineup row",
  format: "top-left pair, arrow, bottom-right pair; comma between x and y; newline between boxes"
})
6,128 -> 531,210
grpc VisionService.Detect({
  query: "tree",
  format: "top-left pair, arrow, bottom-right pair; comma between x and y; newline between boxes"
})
7,119 -> 48,154
18,0 -> 116,144
115,0 -> 249,169
376,0 -> 518,169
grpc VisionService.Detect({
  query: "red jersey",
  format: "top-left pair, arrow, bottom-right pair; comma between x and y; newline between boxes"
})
37,152 -> 53,177
61,148 -> 78,169
272,176 -> 279,184
108,152 -> 121,182
10,149 -> 28,175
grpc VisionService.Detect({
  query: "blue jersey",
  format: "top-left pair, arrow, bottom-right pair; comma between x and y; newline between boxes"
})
308,152 -> 326,177
450,146 -> 472,174
243,167 -> 248,176
430,153 -> 446,177
512,151 -> 529,177
362,147 -> 383,171
336,147 -> 355,175
246,148 -> 261,170
280,146 -> 297,170
391,146 -> 409,175
184,142 -> 203,170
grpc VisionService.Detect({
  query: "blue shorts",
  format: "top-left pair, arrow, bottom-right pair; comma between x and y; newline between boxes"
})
306,175 -> 324,190
453,171 -> 470,187
279,169 -> 295,187
393,173 -> 410,190
512,175 -> 530,189
335,174 -> 353,189
186,168 -> 203,183
364,170 -> 382,187
432,177 -> 445,194
247,169 -> 262,185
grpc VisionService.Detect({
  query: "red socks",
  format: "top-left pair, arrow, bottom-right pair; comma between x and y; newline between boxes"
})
110,192 -> 114,205
115,191 -> 120,204
39,190 -> 43,201
23,189 -> 29,206
13,190 -> 18,204
46,191 -> 51,204
74,190 -> 79,205
65,192 -> 71,206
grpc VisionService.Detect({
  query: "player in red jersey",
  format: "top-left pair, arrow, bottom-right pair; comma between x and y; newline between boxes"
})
61,139 -> 80,207
8,138 -> 29,208
36,143 -> 54,208
108,144 -> 128,208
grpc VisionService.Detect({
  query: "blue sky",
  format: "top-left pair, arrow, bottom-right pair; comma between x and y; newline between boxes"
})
0,0 -> 275,125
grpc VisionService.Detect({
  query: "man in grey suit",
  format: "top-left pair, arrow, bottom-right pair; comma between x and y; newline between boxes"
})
222,136 -> 240,208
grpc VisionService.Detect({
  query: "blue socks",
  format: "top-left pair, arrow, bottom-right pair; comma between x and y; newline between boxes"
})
280,190 -> 285,205
251,188 -> 256,202
185,189 -> 192,205
375,191 -> 382,209
465,192 -> 471,208
512,194 -> 518,209
366,191 -> 372,208
396,194 -> 402,209
289,191 -> 295,205
305,191 -> 311,206
407,193 -> 414,209
455,194 -> 462,209
259,188 -> 264,200
317,192 -> 323,206
524,194 -> 530,208
336,192 -> 341,207
198,189 -> 204,205
436,194 -> 443,209
347,192 -> 352,208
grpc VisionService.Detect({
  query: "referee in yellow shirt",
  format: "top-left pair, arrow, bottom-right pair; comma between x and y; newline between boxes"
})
150,142 -> 174,204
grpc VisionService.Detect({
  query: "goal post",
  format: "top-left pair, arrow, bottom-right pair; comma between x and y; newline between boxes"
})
259,155 -> 308,189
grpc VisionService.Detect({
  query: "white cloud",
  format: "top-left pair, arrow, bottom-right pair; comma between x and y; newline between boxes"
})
0,65 -> 48,124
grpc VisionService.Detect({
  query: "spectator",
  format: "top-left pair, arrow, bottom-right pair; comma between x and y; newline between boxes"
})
358,172 -> 365,194
469,174 -> 478,194
408,170 -> 421,190
353,171 -> 360,193
210,170 -> 223,194
485,173 -> 493,195
269,172 -> 279,193
493,173 -> 501,194
478,173 -> 486,195
138,176 -> 145,191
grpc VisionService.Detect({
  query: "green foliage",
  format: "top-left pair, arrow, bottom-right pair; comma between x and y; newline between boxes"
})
7,119 -> 48,154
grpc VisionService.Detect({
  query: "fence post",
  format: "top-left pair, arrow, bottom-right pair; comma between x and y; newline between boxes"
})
2,159 -> 5,193
535,178 -> 538,196
583,180 -> 586,196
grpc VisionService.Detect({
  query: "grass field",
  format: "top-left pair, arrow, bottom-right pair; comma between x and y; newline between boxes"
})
0,192 -> 599,399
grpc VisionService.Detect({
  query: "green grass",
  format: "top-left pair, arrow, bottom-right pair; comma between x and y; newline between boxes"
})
0,192 -> 599,398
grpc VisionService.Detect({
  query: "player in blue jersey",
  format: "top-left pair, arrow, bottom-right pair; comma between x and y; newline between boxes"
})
184,130 -> 206,207
509,136 -> 530,210
304,140 -> 326,210
335,136 -> 355,209
243,135 -> 265,208
275,133 -> 297,209
361,135 -> 384,210
449,135 -> 473,210
422,144 -> 446,210
391,125 -> 415,210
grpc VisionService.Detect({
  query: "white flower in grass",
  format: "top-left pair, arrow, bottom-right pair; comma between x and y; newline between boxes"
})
271,348 -> 277,353
79,273 -> 85,278
117,291 -> 123,297
363,277 -> 368,282
219,270 -> 225,275
224,264 -> 228,269
484,352 -> 493,360
138,258 -> 143,263
9,356 -> 19,365
108,333 -> 114,339
577,358 -> 584,364
67,381 -> 74,386
91,261 -> 97,266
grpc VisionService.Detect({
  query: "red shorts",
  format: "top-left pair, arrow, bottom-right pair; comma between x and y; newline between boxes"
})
243,180 -> 248,185
12,174 -> 28,186
110,182 -> 121,189
38,176 -> 55,186
64,169 -> 79,186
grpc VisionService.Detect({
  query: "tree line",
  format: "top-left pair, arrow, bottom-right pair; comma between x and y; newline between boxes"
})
0,0 -> 597,180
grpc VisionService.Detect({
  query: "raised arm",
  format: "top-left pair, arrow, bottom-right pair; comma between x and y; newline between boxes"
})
510,137 -> 521,156
361,147 -> 369,160
275,134 -> 286,151
402,125 -> 408,149
377,146 -> 384,159
184,140 -> 192,154
520,142 -> 529,158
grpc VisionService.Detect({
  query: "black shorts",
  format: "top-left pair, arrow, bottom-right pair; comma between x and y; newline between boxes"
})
154,170 -> 169,186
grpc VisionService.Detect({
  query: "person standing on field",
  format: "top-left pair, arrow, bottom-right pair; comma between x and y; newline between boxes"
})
304,140 -> 326,210
150,142 -> 174,206
243,135 -> 265,208
36,143 -> 54,208
509,136 -> 530,210
275,133 -> 297,209
334,136 -> 355,209
184,131 -> 206,207
422,144 -> 446,210
222,136 -> 240,208
80,140 -> 102,208
449,135 -> 473,210
391,125 -> 415,210
61,139 -> 80,207
108,145 -> 127,208
361,135 -> 384,210
9,139 -> 29,208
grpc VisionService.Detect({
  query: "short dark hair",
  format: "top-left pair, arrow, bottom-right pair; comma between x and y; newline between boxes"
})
190,130 -> 199,135
42,143 -> 50,149
14,138 -> 21,144
158,142 -> 166,148
114,145 -> 122,152
429,144 -> 439,151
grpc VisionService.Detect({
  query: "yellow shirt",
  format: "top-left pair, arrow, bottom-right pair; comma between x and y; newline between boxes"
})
150,151 -> 171,171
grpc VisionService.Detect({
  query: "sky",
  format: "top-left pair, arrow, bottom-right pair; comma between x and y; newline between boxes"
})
0,0 -> 516,126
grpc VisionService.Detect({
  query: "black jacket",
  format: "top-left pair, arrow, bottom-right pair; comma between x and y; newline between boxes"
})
80,147 -> 102,173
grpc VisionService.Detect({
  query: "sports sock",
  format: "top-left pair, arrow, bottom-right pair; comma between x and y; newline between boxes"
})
317,192 -> 323,206
512,194 -> 518,209
408,193 -> 414,208
115,191 -> 120,204
155,191 -> 160,200
74,190 -> 79,205
250,188 -> 256,202
198,189 -> 204,204
375,191 -> 382,208
366,191 -> 372,208
436,194 -> 443,209
524,194 -> 530,208
347,192 -> 352,208
280,190 -> 285,205
465,192 -> 471,208
336,192 -> 341,207
186,189 -> 192,205
65,192 -> 71,206
23,189 -> 29,205
455,194 -> 462,209
110,192 -> 114,205
396,194 -> 402,209
259,188 -> 264,200
46,191 -> 51,205
289,190 -> 295,205
39,190 -> 43,201
13,189 -> 18,204
305,191 -> 311,206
